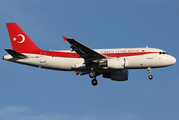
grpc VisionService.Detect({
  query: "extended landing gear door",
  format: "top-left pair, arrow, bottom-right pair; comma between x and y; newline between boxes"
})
40,52 -> 46,63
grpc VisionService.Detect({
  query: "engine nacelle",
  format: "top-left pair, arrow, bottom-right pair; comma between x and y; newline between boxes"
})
103,70 -> 129,81
107,58 -> 128,69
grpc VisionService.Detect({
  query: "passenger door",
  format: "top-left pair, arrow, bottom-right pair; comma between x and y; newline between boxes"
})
40,52 -> 46,63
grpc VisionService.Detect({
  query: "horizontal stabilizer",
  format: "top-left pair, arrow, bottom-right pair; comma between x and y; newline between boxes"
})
5,49 -> 28,59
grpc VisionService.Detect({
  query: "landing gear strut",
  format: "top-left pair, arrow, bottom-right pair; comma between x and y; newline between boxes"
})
148,67 -> 153,80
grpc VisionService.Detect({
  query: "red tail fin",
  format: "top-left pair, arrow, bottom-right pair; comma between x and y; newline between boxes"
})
6,23 -> 42,53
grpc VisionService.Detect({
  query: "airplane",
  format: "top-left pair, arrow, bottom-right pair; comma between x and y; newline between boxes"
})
3,23 -> 176,86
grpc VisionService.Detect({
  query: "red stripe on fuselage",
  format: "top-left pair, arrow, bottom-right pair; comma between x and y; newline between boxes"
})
24,51 -> 159,58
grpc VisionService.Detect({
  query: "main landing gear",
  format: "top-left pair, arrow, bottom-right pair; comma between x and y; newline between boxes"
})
148,67 -> 153,80
89,71 -> 98,86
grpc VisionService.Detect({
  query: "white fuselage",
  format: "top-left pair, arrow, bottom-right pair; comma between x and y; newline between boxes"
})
3,47 -> 176,73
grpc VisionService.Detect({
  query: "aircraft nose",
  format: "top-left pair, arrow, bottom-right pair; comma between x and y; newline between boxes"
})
170,56 -> 177,65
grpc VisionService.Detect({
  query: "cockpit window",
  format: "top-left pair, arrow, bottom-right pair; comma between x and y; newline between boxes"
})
159,51 -> 168,54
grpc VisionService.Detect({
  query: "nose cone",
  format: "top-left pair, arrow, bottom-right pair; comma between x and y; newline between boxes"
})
170,56 -> 177,65
159,55 -> 176,67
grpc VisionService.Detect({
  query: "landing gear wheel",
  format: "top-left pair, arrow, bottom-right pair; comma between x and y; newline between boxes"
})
148,75 -> 153,80
147,67 -> 153,80
89,71 -> 96,78
91,79 -> 98,86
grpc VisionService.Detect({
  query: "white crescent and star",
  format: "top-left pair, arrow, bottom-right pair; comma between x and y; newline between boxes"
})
13,34 -> 25,43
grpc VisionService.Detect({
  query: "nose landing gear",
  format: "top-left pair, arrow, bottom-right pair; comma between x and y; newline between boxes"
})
148,67 -> 153,80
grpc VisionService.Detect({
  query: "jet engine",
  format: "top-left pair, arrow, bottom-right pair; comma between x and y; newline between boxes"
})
103,70 -> 129,81
100,58 -> 128,69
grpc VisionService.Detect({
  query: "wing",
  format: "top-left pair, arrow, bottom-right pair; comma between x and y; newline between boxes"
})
63,36 -> 106,62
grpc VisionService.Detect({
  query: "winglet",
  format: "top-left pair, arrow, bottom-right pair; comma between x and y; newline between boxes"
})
75,71 -> 80,76
62,36 -> 68,41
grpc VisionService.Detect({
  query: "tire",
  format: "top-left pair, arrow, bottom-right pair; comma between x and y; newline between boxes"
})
89,71 -> 95,78
91,79 -> 98,86
148,75 -> 153,80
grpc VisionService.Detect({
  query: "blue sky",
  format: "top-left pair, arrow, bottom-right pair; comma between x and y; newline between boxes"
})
0,0 -> 179,120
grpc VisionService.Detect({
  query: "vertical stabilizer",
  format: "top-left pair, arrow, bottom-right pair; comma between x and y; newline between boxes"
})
6,23 -> 42,53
